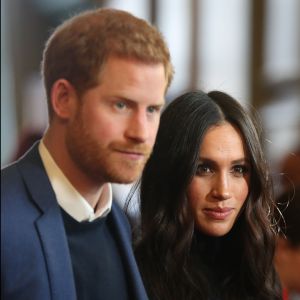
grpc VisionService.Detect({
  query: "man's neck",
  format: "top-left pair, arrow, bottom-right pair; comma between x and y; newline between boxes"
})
43,130 -> 105,209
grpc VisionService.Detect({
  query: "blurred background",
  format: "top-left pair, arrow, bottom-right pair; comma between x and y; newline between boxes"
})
1,0 -> 300,200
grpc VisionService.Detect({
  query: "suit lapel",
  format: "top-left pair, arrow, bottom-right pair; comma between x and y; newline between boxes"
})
35,206 -> 76,300
18,144 -> 76,300
109,204 -> 148,300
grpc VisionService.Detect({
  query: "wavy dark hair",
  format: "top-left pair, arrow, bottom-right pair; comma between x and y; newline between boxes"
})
134,90 -> 281,300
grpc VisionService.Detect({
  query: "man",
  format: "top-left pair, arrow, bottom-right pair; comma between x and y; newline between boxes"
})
1,8 -> 173,300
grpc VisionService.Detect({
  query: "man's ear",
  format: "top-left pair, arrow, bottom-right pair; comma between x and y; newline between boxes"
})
50,79 -> 77,120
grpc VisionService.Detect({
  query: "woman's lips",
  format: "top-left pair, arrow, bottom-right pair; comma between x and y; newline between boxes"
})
203,207 -> 233,220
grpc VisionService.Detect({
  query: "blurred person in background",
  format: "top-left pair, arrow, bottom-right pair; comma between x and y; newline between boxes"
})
1,8 -> 173,300
279,145 -> 300,192
133,90 -> 281,300
11,130 -> 43,161
275,186 -> 300,300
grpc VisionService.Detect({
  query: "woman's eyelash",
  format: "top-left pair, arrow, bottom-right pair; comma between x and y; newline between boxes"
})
196,164 -> 212,174
232,165 -> 249,175
195,163 -> 250,176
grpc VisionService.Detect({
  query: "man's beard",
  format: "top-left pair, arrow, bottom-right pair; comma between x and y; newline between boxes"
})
65,114 -> 152,184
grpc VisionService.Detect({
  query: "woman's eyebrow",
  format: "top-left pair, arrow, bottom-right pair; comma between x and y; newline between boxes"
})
198,157 -> 249,164
231,158 -> 250,164
198,158 -> 217,167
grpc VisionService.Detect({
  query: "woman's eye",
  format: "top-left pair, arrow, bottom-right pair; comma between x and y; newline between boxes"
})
196,164 -> 212,175
232,165 -> 249,176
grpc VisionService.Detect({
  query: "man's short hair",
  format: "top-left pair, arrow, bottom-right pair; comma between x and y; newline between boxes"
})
41,8 -> 174,118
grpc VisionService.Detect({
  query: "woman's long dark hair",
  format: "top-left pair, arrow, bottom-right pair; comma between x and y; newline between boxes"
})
134,90 -> 281,300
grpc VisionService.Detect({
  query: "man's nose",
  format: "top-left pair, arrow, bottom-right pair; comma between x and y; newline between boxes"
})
124,111 -> 149,143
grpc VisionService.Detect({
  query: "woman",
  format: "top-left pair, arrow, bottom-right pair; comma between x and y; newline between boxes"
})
134,90 -> 282,300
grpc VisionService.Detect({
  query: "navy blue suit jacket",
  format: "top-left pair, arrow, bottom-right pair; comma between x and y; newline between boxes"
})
1,143 -> 148,300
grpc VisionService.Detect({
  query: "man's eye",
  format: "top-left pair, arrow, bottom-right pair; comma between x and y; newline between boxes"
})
115,102 -> 127,110
147,106 -> 161,114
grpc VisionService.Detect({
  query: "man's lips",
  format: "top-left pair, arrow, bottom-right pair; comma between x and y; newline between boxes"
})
203,207 -> 234,220
115,149 -> 149,160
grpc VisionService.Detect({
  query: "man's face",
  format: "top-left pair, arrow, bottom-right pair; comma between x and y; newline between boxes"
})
66,56 -> 167,184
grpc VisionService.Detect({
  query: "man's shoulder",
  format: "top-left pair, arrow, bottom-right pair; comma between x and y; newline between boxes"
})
1,144 -> 44,203
1,143 -> 40,178
1,159 -> 24,193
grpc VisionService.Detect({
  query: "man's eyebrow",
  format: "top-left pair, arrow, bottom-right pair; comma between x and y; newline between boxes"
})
111,96 -> 165,107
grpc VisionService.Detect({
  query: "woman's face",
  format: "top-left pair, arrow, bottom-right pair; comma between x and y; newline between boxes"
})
187,122 -> 251,237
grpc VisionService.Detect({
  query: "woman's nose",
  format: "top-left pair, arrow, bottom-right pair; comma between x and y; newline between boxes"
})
212,174 -> 231,200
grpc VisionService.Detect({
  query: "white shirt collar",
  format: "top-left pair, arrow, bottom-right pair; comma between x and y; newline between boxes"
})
38,140 -> 112,222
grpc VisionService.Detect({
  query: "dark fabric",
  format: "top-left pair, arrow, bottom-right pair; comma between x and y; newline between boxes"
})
62,209 -> 130,300
191,229 -> 275,300
191,232 -> 226,300
1,142 -> 149,300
